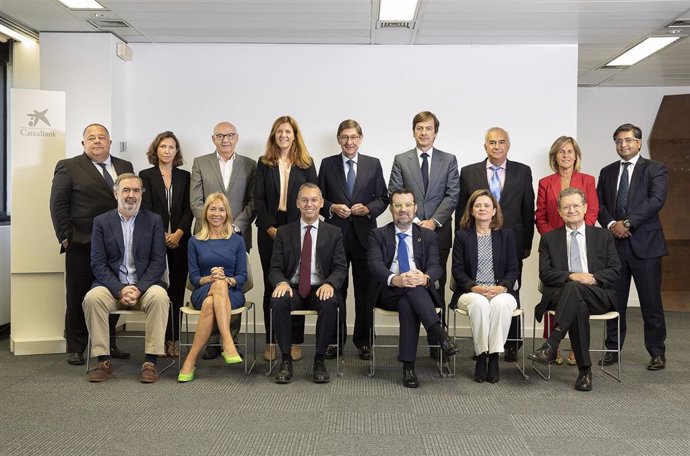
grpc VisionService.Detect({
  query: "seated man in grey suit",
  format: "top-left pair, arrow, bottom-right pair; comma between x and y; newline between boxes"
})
529,188 -> 621,391
190,121 -> 256,359
270,183 -> 347,384
368,189 -> 459,388
83,174 -> 170,383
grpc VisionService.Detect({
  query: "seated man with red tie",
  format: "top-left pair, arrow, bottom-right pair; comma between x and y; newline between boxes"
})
270,183 -> 347,384
368,189 -> 460,388
529,187 -> 621,391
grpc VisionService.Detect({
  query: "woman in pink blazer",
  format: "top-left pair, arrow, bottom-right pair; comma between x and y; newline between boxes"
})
535,136 -> 599,365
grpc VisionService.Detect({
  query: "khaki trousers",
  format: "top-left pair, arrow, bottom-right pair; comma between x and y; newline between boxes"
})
83,285 -> 169,357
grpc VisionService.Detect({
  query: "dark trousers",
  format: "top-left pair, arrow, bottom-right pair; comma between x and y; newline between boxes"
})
258,226 -> 304,344
505,258 -> 524,351
271,286 -> 337,357
550,281 -> 612,369
164,241 -> 188,341
608,239 -> 666,356
336,228 -> 371,349
64,243 -> 118,353
377,286 -> 442,362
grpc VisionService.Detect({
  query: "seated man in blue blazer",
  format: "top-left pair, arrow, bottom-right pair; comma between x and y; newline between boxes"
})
368,189 -> 459,388
83,173 -> 169,383
529,187 -> 621,391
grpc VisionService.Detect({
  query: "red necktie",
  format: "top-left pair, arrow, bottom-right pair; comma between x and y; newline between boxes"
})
298,225 -> 313,298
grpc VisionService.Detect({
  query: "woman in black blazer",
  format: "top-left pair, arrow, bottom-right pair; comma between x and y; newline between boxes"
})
255,116 -> 317,362
140,131 -> 193,357
452,189 -> 518,384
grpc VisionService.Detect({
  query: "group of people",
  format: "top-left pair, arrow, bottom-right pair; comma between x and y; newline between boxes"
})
48,112 -> 669,392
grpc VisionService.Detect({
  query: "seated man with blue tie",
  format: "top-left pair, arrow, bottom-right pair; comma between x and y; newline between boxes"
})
83,173 -> 170,383
270,183 -> 347,384
529,188 -> 621,391
368,189 -> 460,388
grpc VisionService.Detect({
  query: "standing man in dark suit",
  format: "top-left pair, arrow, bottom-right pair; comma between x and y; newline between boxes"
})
270,183 -> 347,384
50,123 -> 134,365
318,119 -> 389,360
454,127 -> 535,362
190,121 -> 257,359
83,174 -> 169,383
368,189 -> 459,388
529,188 -> 621,391
596,123 -> 669,370
389,111 -> 459,357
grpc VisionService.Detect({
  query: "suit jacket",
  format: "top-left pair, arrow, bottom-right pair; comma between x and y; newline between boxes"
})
190,152 -> 257,248
90,208 -> 167,298
367,222 -> 443,307
451,228 -> 519,301
255,160 -> 318,231
140,166 -> 193,238
318,153 -> 389,248
50,152 -> 134,251
535,171 -> 599,235
456,159 -> 535,258
535,225 -> 621,320
596,156 -> 668,259
268,220 -> 347,290
388,148 -> 459,231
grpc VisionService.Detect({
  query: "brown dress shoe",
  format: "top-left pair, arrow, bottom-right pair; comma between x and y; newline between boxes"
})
88,360 -> 113,382
140,362 -> 159,383
291,344 -> 303,361
263,344 -> 277,362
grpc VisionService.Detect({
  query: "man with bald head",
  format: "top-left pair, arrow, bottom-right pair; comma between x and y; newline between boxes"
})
190,121 -> 257,358
50,123 -> 135,365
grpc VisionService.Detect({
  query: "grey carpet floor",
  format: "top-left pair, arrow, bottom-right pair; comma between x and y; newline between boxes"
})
0,309 -> 688,456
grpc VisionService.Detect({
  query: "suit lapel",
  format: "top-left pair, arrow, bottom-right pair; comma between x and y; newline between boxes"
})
77,153 -> 113,193
384,224 -> 396,267
412,225 -> 424,268
628,156 -> 646,205
427,149 -> 443,195
548,173 -> 560,204
334,156 -> 352,202
271,164 -> 281,196
406,151 -> 425,197
110,211 -> 125,258
555,228 -> 569,271
206,153 -> 226,192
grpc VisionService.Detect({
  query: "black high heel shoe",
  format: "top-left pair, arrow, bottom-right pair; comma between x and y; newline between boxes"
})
474,352 -> 487,383
487,352 -> 500,383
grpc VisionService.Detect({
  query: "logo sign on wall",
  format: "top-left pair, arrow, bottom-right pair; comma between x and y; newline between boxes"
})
11,89 -> 66,273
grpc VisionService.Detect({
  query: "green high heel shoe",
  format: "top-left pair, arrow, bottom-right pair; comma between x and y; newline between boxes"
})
177,368 -> 196,382
222,352 -> 243,364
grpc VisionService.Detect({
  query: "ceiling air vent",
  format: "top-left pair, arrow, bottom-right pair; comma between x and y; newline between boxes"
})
377,21 -> 414,29
666,19 -> 690,28
87,19 -> 131,29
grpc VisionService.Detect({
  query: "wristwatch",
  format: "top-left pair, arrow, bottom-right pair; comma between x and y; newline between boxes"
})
623,220 -> 631,229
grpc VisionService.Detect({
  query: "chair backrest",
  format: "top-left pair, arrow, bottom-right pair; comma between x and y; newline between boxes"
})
185,252 -> 253,293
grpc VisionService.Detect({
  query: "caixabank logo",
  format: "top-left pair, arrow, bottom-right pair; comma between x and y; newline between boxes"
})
20,108 -> 57,137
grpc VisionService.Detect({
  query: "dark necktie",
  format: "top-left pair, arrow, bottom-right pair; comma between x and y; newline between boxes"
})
570,231 -> 583,273
98,162 -> 115,189
615,162 -> 631,220
298,225 -> 313,298
346,159 -> 356,196
420,153 -> 429,193
490,166 -> 501,201
397,232 -> 410,273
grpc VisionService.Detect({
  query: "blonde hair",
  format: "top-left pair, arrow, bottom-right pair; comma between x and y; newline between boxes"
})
548,136 -> 582,172
195,193 -> 234,241
260,116 -> 312,169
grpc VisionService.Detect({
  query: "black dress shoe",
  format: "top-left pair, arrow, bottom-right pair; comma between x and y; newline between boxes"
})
274,361 -> 293,384
647,355 -> 666,371
486,353 -> 500,383
403,367 -> 419,388
598,352 -> 618,366
67,352 -> 85,365
110,346 -> 131,359
324,346 -> 342,360
474,353 -> 487,383
528,343 -> 557,365
439,337 -> 460,358
574,369 -> 593,391
357,345 -> 372,361
504,346 -> 517,362
313,358 -> 330,383
202,345 -> 221,360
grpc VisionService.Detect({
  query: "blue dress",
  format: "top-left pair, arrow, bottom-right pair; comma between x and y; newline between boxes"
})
188,235 -> 247,310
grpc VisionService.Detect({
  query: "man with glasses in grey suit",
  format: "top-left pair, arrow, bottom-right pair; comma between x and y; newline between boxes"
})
190,121 -> 257,359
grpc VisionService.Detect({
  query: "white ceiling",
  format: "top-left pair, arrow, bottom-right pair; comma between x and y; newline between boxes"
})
1,0 -> 690,87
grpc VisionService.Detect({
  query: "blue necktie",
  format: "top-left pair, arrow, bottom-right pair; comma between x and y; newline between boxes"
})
346,159 -> 356,196
98,162 -> 115,189
570,231 -> 583,273
420,153 -> 429,193
490,165 -> 501,201
397,233 -> 410,273
615,162 -> 631,220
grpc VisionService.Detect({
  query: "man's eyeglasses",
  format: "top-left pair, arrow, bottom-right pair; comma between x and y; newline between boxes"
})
614,138 -> 639,146
392,202 -> 415,209
338,135 -> 360,142
214,133 -> 237,141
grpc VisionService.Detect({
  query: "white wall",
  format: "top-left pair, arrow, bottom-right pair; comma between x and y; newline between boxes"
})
121,43 -> 577,333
